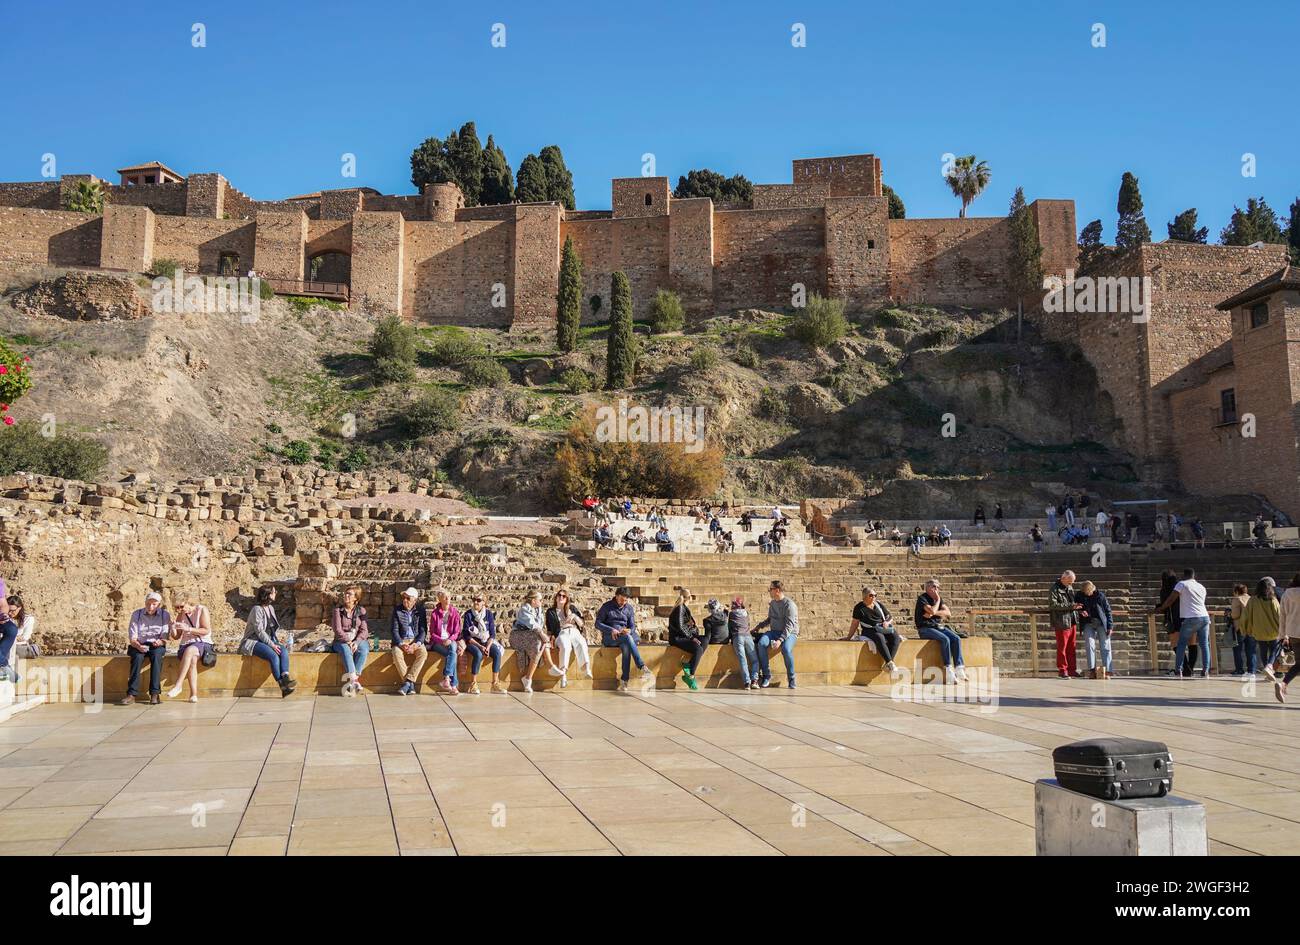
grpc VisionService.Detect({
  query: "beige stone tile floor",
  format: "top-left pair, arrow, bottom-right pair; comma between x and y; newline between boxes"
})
1,675 -> 1297,855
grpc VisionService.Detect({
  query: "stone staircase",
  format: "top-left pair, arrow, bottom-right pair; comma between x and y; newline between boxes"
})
582,545 -> 1295,676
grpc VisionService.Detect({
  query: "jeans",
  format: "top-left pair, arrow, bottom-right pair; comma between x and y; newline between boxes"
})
603,632 -> 645,682
333,639 -> 370,678
127,644 -> 166,695
429,641 -> 459,686
1245,636 -> 1283,675
1081,619 -> 1111,672
918,626 -> 964,667
857,628 -> 899,663
467,641 -> 503,675
252,640 -> 291,680
0,620 -> 17,669
1173,616 -> 1211,674
755,632 -> 796,684
1227,627 -> 1245,674
732,635 -> 758,684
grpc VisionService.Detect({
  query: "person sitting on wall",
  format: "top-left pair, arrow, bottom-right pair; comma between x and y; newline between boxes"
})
120,591 -> 172,705
240,584 -> 296,698
848,586 -> 902,678
890,526 -> 904,546
913,579 -> 967,684
547,588 -> 591,689
668,588 -> 708,691
391,587 -> 428,696
972,504 -> 986,527
1191,518 -> 1206,548
593,523 -> 615,549
655,526 -> 675,552
595,586 -> 654,691
427,588 -> 463,696
758,531 -> 771,554
623,525 -> 646,552
331,584 -> 370,698
461,593 -> 505,694
168,593 -> 213,702
709,514 -> 722,538
1030,522 -> 1045,553
0,598 -> 21,685
739,510 -> 752,533
716,530 -> 735,554
938,524 -> 952,546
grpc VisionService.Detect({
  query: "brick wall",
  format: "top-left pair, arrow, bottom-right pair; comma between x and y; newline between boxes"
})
824,196 -> 889,310
320,190 -> 364,221
105,181 -> 188,215
402,219 -> 512,326
350,211 -> 404,316
612,178 -> 670,219
252,209 -> 307,281
713,207 -> 825,312
153,216 -> 256,274
100,204 -> 154,271
184,173 -> 226,218
0,181 -> 61,210
791,154 -> 882,196
510,205 -> 562,331
887,216 -> 1012,307
561,215 -> 671,322
0,207 -> 102,267
668,197 -> 714,316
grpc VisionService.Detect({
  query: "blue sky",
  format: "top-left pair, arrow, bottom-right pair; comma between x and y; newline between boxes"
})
2,0 -> 1296,240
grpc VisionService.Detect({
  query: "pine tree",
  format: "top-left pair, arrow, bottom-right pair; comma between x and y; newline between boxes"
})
556,236 -> 582,353
410,122 -> 488,204
516,154 -> 548,203
1220,197 -> 1284,246
673,169 -> 754,204
479,135 -> 515,205
1078,219 -> 1107,272
1115,172 -> 1152,250
1007,187 -> 1043,302
538,146 -> 576,210
882,183 -> 905,219
605,271 -> 635,389
1166,208 -> 1208,243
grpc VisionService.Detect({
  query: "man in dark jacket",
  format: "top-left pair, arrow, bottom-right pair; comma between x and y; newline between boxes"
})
1077,580 -> 1113,679
1049,570 -> 1083,679
390,587 -> 428,695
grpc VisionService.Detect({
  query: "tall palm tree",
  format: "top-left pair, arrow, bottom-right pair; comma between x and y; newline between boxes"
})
945,155 -> 990,218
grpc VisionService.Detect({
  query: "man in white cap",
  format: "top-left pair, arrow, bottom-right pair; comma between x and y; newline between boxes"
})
121,591 -> 171,705
390,587 -> 428,695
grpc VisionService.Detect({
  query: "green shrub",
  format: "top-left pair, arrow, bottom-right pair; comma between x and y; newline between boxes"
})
63,179 -> 104,214
874,307 -> 921,331
459,357 -> 510,388
733,340 -> 760,369
648,289 -> 685,333
289,296 -> 344,314
338,445 -> 370,472
0,337 -> 34,410
0,422 -> 107,480
428,330 -> 487,367
786,294 -> 848,349
404,388 -> 461,437
148,257 -> 184,278
280,440 -> 313,465
757,386 -> 787,421
258,278 -> 275,301
559,367 -> 594,393
369,316 -> 418,384
689,346 -> 719,371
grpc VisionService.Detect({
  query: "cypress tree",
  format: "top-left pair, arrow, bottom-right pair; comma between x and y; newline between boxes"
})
1287,198 -> 1300,264
516,154 -> 548,203
539,145 -> 576,210
1115,172 -> 1152,249
1220,197 -> 1284,246
606,271 -> 635,389
557,236 -> 582,353
1166,208 -> 1208,243
1007,187 -> 1043,301
479,135 -> 515,205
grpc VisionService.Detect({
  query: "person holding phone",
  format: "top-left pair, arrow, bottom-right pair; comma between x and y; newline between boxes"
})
168,594 -> 212,702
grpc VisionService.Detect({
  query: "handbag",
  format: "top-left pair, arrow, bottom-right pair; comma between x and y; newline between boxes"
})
201,642 -> 218,667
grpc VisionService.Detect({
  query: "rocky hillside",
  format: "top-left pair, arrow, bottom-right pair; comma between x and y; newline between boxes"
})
0,264 -> 1240,517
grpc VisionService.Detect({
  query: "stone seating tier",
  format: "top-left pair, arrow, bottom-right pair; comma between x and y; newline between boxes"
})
16,638 -> 994,701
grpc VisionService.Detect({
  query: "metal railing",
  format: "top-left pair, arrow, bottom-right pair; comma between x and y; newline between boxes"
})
262,278 -> 350,301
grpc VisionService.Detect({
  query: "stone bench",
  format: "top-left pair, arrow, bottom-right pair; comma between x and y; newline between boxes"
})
15,638 -> 994,701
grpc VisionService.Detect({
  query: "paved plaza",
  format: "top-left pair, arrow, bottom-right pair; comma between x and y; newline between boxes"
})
0,677 -> 1297,856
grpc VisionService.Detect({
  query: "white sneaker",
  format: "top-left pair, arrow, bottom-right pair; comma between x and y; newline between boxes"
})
640,665 -> 654,678
944,667 -> 958,685
955,666 -> 969,682
522,679 -> 533,693
167,685 -> 183,699
617,680 -> 629,692
560,674 -> 568,688
548,665 -> 565,677
583,665 -> 594,679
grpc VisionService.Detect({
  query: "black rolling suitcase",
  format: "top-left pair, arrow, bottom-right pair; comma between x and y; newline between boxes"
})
1052,737 -> 1172,801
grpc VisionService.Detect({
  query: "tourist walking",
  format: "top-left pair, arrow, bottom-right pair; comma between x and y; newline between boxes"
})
391,587 -> 428,695
848,586 -> 901,677
753,580 -> 799,689
1157,568 -> 1212,677
240,585 -> 296,697
330,584 -> 369,697
913,579 -> 966,683
1227,583 -> 1249,676
1049,570 -> 1082,678
595,586 -> 654,691
1241,578 -> 1281,683
1046,503 -> 1057,532
1029,523 -> 1044,553
1077,580 -> 1113,679
1274,573 -> 1300,704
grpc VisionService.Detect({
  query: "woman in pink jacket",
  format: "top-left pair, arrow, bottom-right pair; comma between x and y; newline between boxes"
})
427,587 -> 463,696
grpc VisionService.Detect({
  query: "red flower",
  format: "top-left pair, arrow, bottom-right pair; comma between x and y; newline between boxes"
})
3,416 -> 13,426
22,357 -> 29,363
0,366 -> 8,374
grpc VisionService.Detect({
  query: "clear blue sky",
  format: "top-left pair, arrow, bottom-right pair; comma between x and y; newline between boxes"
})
3,0 -> 1296,240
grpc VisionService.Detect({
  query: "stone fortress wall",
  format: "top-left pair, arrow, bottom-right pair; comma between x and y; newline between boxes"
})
0,153 -> 1079,329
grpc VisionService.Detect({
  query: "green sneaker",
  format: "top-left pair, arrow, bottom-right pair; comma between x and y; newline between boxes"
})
682,673 -> 698,691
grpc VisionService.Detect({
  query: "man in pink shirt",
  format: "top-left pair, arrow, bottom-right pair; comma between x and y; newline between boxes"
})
427,587 -> 463,695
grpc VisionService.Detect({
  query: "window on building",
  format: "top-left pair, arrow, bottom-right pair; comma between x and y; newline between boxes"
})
1250,302 -> 1269,328
644,193 -> 653,206
144,175 -> 156,184
218,252 -> 240,276
1220,388 -> 1237,425
867,239 -> 875,250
